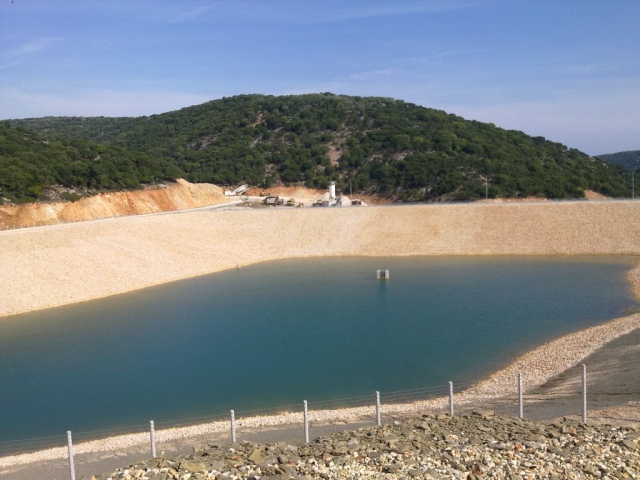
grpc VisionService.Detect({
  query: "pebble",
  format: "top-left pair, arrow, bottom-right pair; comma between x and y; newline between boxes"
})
94,413 -> 640,479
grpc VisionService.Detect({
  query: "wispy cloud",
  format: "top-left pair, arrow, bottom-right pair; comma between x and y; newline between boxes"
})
0,37 -> 63,70
316,1 -> 479,22
348,68 -> 397,80
567,64 -> 597,74
164,2 -> 226,23
17,37 -> 62,54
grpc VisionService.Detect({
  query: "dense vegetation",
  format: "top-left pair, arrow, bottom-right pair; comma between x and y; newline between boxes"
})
0,122 -> 182,203
5,93 -> 634,203
597,150 -> 640,171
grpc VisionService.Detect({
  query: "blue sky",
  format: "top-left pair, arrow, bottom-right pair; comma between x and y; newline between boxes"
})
1,0 -> 638,155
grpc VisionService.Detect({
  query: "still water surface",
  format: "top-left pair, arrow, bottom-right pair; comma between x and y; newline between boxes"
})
0,256 -> 637,446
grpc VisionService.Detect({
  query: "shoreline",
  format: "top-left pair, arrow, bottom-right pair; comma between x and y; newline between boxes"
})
2,308 -> 638,469
1,201 -> 639,319
1,204 -> 639,469
2,251 -> 637,321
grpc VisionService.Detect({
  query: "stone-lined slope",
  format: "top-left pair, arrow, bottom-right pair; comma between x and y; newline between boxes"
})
1,201 -> 639,318
95,413 -> 640,479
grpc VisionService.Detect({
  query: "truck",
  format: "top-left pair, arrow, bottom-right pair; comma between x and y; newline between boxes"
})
224,184 -> 249,196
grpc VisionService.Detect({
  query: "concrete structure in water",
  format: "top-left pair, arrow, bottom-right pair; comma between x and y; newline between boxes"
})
377,269 -> 390,280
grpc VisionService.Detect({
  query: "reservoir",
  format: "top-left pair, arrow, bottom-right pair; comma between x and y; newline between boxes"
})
0,256 -> 637,449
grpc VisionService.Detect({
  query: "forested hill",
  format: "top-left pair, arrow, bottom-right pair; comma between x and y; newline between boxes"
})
597,150 -> 640,171
0,122 -> 182,203
5,93 -> 633,204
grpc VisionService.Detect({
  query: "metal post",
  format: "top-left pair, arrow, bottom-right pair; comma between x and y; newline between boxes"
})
303,400 -> 309,443
67,431 -> 76,480
448,381 -> 454,416
582,364 -> 587,423
150,420 -> 156,458
375,391 -> 381,426
230,410 -> 236,443
518,373 -> 523,419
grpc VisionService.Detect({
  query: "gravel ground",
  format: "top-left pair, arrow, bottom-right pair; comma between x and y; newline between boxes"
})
93,412 -> 640,480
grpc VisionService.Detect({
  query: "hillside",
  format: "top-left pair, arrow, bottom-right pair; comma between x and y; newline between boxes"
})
7,93 -> 634,203
0,121 -> 182,204
598,150 -> 640,171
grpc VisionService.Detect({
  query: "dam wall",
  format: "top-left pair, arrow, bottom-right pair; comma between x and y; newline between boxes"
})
1,201 -> 639,318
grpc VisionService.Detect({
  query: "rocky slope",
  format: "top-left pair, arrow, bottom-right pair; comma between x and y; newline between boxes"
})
0,179 -> 227,229
95,413 -> 640,479
2,201 -> 639,318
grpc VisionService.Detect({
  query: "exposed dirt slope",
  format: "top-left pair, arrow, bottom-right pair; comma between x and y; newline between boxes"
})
245,185 -> 391,205
0,179 -> 227,229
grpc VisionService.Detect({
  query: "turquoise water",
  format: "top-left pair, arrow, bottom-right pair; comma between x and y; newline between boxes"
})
0,256 -> 637,449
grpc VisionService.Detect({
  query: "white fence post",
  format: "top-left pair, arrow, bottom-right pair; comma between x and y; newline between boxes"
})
448,381 -> 454,416
582,364 -> 587,423
230,410 -> 236,443
67,431 -> 76,480
518,373 -> 523,419
303,400 -> 309,443
150,420 -> 156,458
375,391 -> 381,426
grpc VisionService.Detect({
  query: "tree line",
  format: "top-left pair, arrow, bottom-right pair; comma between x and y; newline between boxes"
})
5,93 -> 633,203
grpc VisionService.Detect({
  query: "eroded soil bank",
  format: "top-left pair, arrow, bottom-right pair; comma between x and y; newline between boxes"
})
0,179 -> 227,229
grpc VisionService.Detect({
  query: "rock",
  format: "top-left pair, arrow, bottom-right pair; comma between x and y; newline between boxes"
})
248,449 -> 265,463
207,460 -> 226,472
192,444 -> 208,456
417,421 -> 432,431
178,461 -> 205,472
425,470 -> 444,480
91,413 -> 640,480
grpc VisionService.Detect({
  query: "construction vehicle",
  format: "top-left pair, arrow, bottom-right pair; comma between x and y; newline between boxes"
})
262,195 -> 284,206
286,198 -> 295,206
259,190 -> 269,197
224,184 -> 249,196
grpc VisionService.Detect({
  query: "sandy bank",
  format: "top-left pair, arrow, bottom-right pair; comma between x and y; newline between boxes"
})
1,201 -> 639,318
2,311 -> 638,468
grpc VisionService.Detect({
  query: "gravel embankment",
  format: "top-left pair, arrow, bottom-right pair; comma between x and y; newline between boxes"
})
1,201 -> 639,318
95,412 -> 640,479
